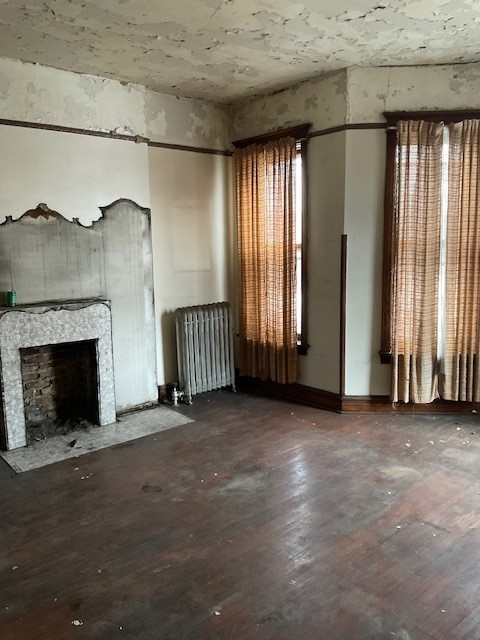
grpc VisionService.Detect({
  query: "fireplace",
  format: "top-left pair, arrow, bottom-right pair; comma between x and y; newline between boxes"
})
0,300 -> 116,450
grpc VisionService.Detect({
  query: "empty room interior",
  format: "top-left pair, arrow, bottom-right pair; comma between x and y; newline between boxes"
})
1,1 -> 480,639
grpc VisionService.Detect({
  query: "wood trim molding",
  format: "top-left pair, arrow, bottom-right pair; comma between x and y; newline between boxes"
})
116,400 -> 158,415
232,123 -> 311,148
0,117 -> 140,142
341,395 -> 479,414
148,140 -> 232,156
384,110 -> 480,126
298,137 -> 310,355
236,376 -> 342,412
0,117 -> 232,156
237,376 -> 479,414
379,126 -> 397,363
340,235 -> 347,396
0,117 -> 387,154
158,384 -> 169,403
309,122 -> 386,139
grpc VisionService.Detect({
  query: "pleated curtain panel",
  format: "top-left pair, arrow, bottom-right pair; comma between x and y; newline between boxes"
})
444,120 -> 480,401
391,119 -> 480,403
234,137 -> 298,384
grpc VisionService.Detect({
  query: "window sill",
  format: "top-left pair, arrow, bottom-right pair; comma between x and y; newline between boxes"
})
297,342 -> 309,356
379,351 -> 392,364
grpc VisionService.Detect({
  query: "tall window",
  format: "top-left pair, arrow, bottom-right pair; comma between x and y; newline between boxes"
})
381,113 -> 480,403
233,125 -> 310,384
295,139 -> 308,352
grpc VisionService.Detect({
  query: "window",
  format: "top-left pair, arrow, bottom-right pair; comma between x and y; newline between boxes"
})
381,111 -> 480,404
233,124 -> 310,383
295,138 -> 309,354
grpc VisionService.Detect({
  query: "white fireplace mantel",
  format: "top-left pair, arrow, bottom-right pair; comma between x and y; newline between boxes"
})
0,299 -> 116,450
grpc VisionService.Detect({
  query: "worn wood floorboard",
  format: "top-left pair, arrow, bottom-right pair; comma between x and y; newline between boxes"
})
1,390 -> 479,639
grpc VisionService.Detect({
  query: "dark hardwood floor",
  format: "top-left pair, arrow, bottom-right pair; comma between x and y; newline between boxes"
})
1,390 -> 480,640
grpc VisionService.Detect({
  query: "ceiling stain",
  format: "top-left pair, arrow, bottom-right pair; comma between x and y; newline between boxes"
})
0,0 -> 479,102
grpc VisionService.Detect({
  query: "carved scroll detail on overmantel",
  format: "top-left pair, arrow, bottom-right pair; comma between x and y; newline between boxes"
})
0,203 -> 88,228
0,199 -> 151,229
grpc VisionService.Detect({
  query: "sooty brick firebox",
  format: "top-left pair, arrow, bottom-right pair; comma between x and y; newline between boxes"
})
21,340 -> 99,442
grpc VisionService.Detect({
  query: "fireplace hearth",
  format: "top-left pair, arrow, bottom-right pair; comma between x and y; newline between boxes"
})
0,299 -> 116,450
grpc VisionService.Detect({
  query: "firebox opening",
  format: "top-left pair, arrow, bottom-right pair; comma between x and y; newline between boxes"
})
20,340 -> 99,443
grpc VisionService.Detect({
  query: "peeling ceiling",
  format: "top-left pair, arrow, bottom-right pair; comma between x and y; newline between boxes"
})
0,0 -> 479,102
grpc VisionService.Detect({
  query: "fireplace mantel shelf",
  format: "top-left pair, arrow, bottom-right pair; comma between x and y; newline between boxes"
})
0,298 -> 110,318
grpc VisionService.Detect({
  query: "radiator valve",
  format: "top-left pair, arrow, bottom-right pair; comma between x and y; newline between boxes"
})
170,383 -> 185,406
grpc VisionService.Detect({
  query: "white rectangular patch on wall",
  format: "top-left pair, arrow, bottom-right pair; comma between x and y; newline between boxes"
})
172,205 -> 212,272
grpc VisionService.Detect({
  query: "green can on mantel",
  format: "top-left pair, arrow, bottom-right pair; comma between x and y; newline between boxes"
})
6,290 -> 16,307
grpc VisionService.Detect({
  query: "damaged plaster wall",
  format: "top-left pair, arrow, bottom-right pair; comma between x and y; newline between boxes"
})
347,62 -> 480,123
0,56 -> 231,149
0,57 -> 146,135
0,58 -> 150,224
146,90 -> 230,150
229,69 -> 347,140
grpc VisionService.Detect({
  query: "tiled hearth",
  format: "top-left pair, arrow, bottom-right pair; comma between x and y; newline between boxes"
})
0,300 -> 116,450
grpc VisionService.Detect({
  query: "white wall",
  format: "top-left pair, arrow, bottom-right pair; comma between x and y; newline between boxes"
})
344,129 -> 388,396
0,126 -> 150,224
148,148 -> 232,385
301,133 -> 345,393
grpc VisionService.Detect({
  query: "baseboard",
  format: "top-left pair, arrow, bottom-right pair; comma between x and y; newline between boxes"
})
236,375 -> 478,414
236,376 -> 342,412
341,395 -> 478,413
116,400 -> 159,416
158,384 -> 168,404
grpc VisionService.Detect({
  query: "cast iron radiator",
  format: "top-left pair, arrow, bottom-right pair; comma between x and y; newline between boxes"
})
175,302 -> 236,403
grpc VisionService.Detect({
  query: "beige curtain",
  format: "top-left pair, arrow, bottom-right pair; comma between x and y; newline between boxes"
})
391,121 -> 444,403
443,120 -> 480,401
234,137 -> 298,384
